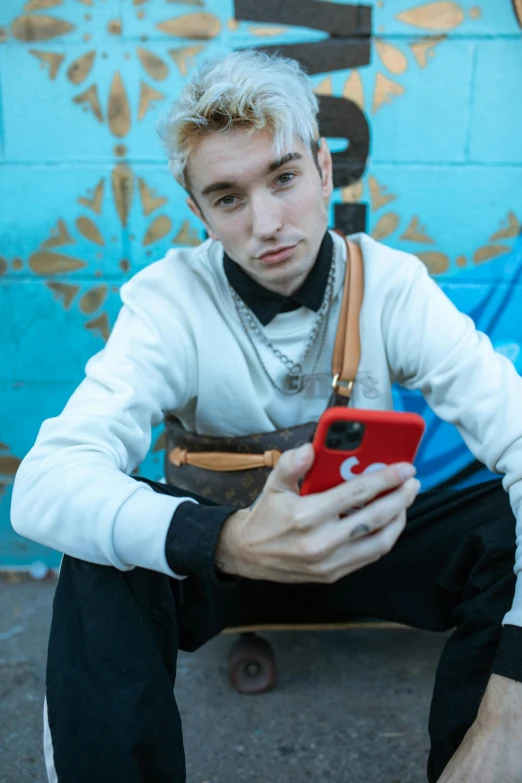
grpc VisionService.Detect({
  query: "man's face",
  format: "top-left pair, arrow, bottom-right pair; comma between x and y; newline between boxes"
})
185,127 -> 333,296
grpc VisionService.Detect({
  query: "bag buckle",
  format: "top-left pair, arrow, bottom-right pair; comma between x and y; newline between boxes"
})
331,373 -> 354,398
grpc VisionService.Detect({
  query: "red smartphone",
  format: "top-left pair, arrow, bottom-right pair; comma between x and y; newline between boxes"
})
300,407 -> 425,496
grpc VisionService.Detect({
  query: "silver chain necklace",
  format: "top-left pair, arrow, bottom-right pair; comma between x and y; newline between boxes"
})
229,260 -> 336,396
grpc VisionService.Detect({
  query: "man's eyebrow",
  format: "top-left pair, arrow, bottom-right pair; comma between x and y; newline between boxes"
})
266,152 -> 303,173
201,180 -> 235,197
200,152 -> 303,198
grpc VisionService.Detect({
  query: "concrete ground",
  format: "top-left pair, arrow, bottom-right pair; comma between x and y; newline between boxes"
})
0,573 -> 449,783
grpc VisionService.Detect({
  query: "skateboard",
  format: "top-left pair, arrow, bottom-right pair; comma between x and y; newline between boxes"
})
222,619 -> 410,695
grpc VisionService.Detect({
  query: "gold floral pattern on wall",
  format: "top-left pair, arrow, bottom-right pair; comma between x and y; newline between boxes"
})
7,0 -> 485,136
295,1 -> 482,114
0,442 -> 21,497
10,1 -> 220,138
19,163 -> 201,341
396,1 -> 467,28
347,174 -> 522,275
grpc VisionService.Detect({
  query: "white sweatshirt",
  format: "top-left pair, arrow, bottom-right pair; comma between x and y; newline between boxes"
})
10,231 -> 522,625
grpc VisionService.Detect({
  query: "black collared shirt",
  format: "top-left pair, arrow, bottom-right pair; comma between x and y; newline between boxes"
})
223,230 -> 333,325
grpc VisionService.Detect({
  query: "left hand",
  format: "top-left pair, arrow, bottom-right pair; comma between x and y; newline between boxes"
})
438,674 -> 522,782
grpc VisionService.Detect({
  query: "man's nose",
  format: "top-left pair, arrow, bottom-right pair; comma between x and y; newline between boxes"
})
250,193 -> 283,240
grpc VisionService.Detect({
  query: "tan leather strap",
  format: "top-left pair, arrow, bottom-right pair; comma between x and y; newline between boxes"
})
331,235 -> 364,399
169,447 -> 281,472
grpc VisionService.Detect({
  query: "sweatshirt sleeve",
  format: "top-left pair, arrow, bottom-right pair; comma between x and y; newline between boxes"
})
382,250 -> 522,626
10,275 -> 199,578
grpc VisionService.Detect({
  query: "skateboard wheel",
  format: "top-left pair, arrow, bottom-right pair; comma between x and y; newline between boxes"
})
228,633 -> 276,695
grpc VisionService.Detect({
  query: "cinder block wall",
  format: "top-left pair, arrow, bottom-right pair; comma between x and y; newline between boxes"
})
1,0 -> 521,568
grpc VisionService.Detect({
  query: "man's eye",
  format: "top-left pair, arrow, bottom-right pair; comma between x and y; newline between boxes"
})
278,172 -> 295,185
216,195 -> 237,208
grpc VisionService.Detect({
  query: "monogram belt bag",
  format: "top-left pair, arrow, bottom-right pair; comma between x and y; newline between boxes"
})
164,235 -> 364,508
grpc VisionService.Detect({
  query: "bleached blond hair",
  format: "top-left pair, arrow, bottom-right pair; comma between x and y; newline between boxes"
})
157,49 -> 320,188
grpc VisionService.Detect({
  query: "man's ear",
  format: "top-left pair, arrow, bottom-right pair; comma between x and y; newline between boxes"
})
317,137 -> 334,202
186,196 -> 218,241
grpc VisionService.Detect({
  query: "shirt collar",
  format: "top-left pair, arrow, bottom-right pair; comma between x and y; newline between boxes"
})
223,230 -> 333,326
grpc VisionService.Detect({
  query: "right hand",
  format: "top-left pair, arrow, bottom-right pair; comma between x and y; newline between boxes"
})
215,442 -> 420,584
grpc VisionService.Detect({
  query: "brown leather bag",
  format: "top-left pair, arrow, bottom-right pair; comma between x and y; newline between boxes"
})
164,235 -> 364,508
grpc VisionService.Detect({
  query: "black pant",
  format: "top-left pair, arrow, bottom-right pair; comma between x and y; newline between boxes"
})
45,479 -> 516,782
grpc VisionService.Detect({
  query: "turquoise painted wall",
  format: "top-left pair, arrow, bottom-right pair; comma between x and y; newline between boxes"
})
0,0 -> 521,569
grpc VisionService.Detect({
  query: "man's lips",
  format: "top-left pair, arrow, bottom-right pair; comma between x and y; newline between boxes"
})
257,244 -> 298,264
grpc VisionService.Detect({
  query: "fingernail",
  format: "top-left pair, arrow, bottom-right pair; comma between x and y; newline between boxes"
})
398,464 -> 416,480
412,478 -> 421,494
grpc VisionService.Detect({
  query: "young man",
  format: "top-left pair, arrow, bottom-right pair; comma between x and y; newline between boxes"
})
11,51 -> 522,782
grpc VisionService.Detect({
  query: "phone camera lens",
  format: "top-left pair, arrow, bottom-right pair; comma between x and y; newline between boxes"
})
326,436 -> 342,449
343,421 -> 365,448
330,422 -> 345,435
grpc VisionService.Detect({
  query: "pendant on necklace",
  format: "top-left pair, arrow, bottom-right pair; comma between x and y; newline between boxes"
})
287,366 -> 304,392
